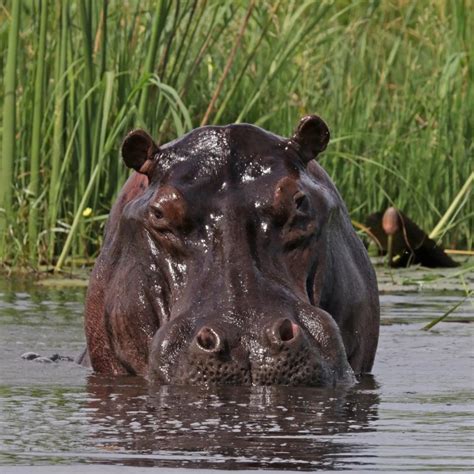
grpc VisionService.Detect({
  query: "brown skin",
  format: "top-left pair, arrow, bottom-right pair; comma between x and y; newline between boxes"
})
84,115 -> 380,386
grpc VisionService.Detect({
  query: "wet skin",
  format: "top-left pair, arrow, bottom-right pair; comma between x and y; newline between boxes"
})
84,115 -> 379,386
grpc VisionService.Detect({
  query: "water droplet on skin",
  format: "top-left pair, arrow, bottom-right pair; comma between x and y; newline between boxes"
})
146,231 -> 160,258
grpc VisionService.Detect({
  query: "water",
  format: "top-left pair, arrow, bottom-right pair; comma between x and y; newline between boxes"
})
0,277 -> 473,472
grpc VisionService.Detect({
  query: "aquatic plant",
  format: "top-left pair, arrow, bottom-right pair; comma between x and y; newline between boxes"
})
0,0 -> 471,269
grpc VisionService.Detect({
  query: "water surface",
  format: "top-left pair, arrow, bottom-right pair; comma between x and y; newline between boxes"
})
0,277 -> 472,471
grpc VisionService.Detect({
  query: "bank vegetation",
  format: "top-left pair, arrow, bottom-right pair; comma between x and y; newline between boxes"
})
0,0 -> 472,270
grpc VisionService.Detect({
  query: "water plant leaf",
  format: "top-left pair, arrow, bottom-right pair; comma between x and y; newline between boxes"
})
422,294 -> 472,331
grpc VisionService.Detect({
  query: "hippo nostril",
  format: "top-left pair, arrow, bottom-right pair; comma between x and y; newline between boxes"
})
279,318 -> 296,341
267,318 -> 301,348
196,327 -> 220,352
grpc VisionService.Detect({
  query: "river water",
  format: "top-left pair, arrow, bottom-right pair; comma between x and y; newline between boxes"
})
0,277 -> 472,472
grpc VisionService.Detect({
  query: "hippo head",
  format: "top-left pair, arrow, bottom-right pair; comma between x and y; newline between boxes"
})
88,115 -> 377,386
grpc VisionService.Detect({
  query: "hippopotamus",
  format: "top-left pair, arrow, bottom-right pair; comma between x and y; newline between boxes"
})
365,207 -> 459,268
84,115 -> 379,386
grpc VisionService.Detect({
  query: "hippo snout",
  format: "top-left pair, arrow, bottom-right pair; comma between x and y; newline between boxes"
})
253,317 -> 343,386
193,319 -> 302,354
149,315 -> 355,387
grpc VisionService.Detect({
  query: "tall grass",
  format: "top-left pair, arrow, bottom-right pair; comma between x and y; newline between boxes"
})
0,0 -> 472,270
27,0 -> 48,263
0,0 -> 21,259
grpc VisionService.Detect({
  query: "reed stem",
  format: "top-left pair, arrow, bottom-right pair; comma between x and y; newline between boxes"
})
28,0 -> 48,264
0,0 -> 21,261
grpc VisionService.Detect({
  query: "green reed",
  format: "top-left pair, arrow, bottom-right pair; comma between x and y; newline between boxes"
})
27,0 -> 48,263
0,0 -> 472,270
0,0 -> 21,259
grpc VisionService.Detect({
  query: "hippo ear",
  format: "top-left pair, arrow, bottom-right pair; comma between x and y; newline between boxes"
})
121,129 -> 159,174
291,115 -> 330,163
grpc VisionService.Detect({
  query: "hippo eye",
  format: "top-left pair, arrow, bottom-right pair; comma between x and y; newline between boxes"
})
293,191 -> 310,215
293,191 -> 307,211
151,204 -> 164,220
148,186 -> 188,233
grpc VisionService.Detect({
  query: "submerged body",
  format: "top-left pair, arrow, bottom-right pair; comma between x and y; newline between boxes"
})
84,115 -> 379,386
366,207 -> 459,268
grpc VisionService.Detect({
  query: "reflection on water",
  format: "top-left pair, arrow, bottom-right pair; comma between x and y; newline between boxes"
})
1,377 -> 379,470
81,376 -> 378,469
0,277 -> 472,471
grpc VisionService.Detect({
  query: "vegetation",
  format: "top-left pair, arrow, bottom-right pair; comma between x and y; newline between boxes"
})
0,0 -> 472,270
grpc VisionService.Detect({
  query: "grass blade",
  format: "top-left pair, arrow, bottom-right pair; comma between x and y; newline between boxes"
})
422,294 -> 471,331
27,0 -> 48,264
55,71 -> 115,272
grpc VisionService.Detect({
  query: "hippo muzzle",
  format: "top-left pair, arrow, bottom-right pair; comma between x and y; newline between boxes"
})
84,115 -> 379,386
150,306 -> 355,386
